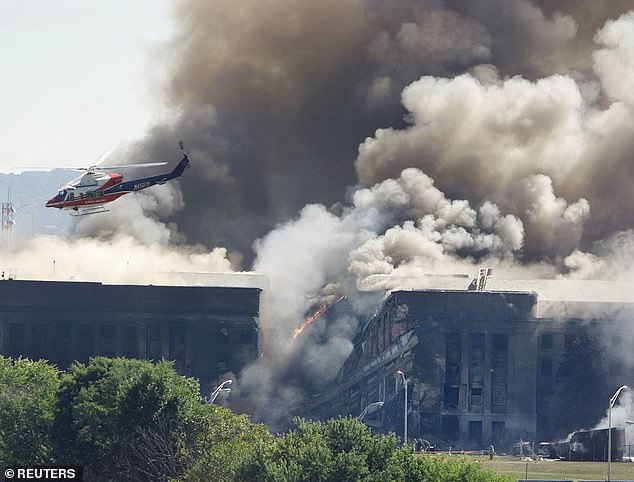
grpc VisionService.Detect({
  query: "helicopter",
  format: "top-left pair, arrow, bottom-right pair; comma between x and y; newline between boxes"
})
45,143 -> 189,215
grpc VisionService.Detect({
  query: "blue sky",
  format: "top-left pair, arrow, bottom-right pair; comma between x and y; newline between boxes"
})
0,1 -> 174,172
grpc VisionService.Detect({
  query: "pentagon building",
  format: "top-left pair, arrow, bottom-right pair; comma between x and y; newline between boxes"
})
0,279 -> 261,392
309,285 -> 634,448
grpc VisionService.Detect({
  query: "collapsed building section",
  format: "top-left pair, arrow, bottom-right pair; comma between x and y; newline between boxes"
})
0,279 -> 260,392
539,428 -> 625,462
308,288 -> 634,450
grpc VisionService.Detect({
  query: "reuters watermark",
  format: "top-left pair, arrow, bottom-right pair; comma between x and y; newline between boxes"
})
3,467 -> 83,482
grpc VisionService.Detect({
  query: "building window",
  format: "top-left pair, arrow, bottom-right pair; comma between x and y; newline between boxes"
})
31,324 -> 48,359
100,325 -> 117,358
77,324 -> 94,362
470,387 -> 483,405
147,326 -> 162,360
444,386 -> 459,410
169,327 -> 186,372
122,326 -> 139,358
469,334 -> 485,385
491,334 -> 508,413
468,420 -> 483,445
469,334 -> 485,413
55,323 -> 72,366
442,416 -> 459,440
492,421 -> 505,445
445,334 -> 461,385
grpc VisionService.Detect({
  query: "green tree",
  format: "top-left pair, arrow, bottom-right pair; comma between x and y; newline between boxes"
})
0,356 -> 60,465
383,449 -> 511,482
241,418 -> 335,482
185,405 -> 274,482
323,417 -> 397,481
52,357 -> 205,481
235,417 -> 511,482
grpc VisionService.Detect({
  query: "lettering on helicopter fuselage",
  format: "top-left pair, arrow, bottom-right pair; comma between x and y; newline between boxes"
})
133,181 -> 151,190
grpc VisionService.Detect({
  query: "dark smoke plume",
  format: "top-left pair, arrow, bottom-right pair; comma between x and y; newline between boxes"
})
110,0 -> 634,264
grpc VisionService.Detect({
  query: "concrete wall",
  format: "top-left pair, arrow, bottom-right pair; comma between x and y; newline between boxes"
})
0,279 -> 260,392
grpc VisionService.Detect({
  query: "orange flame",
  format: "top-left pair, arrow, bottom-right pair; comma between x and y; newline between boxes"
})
292,295 -> 346,341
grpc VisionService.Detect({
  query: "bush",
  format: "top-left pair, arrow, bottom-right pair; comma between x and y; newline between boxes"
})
184,406 -> 273,482
0,356 -> 60,465
52,357 -> 204,481
0,356 -> 512,481
234,417 -> 511,482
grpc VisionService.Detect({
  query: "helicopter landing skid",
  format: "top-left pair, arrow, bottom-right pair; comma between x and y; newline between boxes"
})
70,206 -> 109,216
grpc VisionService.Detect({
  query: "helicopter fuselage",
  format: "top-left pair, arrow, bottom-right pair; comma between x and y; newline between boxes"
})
45,153 -> 189,213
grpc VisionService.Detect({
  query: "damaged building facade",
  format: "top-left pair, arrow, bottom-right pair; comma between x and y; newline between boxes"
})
309,287 -> 634,450
0,279 -> 261,392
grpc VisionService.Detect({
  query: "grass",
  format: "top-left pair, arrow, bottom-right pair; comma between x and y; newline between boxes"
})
472,454 -> 634,480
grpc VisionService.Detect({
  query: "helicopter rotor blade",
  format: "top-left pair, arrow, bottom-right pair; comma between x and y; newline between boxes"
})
12,162 -> 169,173
94,142 -> 121,166
97,162 -> 168,170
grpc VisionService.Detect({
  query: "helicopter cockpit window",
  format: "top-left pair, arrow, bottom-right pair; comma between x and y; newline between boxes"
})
58,190 -> 64,197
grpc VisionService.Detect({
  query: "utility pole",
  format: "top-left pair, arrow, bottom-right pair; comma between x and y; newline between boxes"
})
397,370 -> 408,445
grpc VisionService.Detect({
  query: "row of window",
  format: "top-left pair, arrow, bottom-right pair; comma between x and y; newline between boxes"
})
441,417 -> 506,444
67,190 -> 104,201
541,332 -> 634,351
2,323 -> 186,370
444,333 -> 508,413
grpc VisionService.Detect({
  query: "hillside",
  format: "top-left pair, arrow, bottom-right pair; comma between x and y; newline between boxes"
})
0,170 -> 73,238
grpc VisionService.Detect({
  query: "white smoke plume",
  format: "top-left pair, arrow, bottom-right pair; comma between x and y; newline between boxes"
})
72,184 -> 186,246
1,234 -> 233,285
591,389 -> 634,440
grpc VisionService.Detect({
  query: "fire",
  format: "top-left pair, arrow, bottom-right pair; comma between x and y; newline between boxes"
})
292,295 -> 345,341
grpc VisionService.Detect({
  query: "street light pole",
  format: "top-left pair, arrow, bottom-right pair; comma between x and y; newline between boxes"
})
209,379 -> 233,403
397,370 -> 408,445
608,385 -> 629,481
358,401 -> 384,422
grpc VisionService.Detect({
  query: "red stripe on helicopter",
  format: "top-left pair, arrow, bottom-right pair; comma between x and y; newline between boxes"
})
99,173 -> 123,191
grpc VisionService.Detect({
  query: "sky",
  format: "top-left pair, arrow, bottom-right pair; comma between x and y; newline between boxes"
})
0,1 -> 174,172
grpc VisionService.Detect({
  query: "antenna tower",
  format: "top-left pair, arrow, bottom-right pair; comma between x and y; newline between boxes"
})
1,187 -> 16,246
